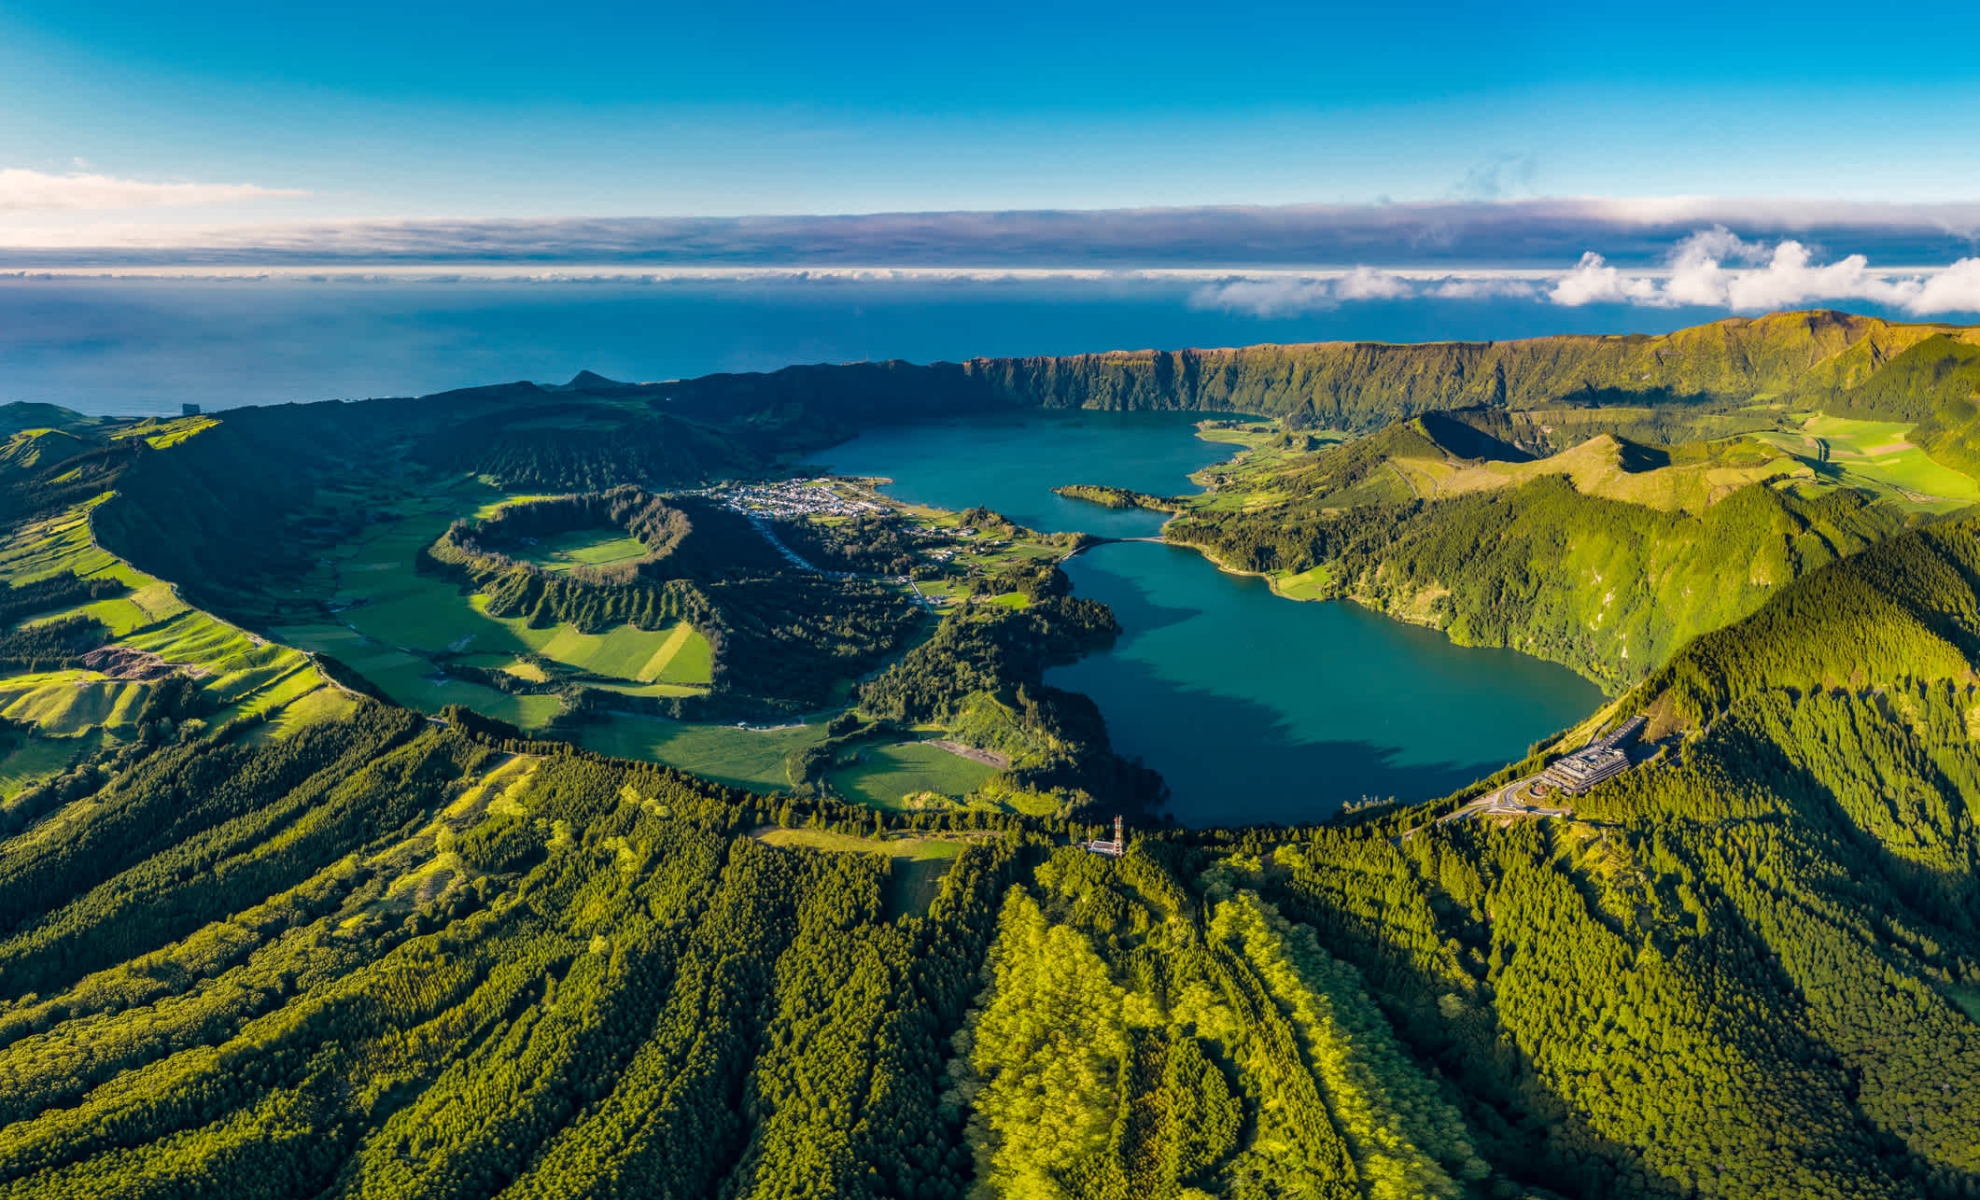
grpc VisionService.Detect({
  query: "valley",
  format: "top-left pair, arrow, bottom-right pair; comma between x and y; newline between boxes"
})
0,310 -> 1975,1198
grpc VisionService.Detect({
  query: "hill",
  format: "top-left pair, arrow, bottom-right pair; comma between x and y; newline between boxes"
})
0,311 -> 1975,1197
0,516 -> 1969,1196
961,309 -> 1980,424
0,403 -> 97,439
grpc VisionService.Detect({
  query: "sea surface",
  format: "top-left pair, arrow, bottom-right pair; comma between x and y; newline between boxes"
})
809,410 -> 1604,826
1,274 -> 1749,416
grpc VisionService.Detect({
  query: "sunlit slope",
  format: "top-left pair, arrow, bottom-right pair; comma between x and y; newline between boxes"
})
0,701 -> 1968,1198
0,519 -> 1972,1195
1386,432 -> 1816,513
1168,414 -> 1927,691
0,501 -> 348,737
967,309 -> 1980,426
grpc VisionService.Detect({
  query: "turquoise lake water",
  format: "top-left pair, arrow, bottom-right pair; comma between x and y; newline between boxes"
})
803,409 -> 1228,538
810,412 -> 1605,826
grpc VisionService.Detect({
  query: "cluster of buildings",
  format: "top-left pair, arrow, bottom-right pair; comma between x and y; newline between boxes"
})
713,480 -> 880,520
1539,715 -> 1648,795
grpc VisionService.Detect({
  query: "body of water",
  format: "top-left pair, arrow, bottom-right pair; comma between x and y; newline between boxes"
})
803,409 -> 1232,538
1,274 -> 1751,416
1049,543 -> 1602,826
812,410 -> 1604,826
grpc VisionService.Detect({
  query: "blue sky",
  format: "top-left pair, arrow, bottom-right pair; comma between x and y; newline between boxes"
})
6,0 -> 1980,221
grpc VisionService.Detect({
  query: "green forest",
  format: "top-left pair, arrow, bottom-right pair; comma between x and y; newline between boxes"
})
0,310 -> 1976,1197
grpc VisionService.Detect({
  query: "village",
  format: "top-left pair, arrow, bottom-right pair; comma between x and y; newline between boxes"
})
706,478 -> 883,520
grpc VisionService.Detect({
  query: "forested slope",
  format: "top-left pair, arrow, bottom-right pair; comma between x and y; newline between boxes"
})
0,521 -> 1974,1197
1171,471 -> 1917,692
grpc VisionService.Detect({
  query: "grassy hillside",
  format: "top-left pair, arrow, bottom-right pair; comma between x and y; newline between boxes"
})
0,526 -> 1974,1196
1167,399 -> 1947,692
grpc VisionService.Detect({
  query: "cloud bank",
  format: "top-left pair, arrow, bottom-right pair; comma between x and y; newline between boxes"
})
0,168 -> 305,212
1185,227 -> 1980,317
8,197 -> 1980,267
8,195 -> 1980,314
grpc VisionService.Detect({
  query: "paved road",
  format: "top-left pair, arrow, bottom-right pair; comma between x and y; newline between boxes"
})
1432,775 -> 1573,828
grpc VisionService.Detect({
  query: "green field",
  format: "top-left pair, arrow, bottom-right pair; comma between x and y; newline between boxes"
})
360,656 -> 561,730
323,510 -> 711,688
829,741 -> 998,809
0,504 -> 137,586
0,730 -> 86,797
1756,416 -> 1980,510
248,686 -> 359,740
0,505 -> 340,738
1272,564 -> 1333,601
264,497 -> 715,731
518,529 -> 649,574
467,599 -> 712,684
0,671 -> 147,735
589,680 -> 710,699
25,581 -> 187,637
577,717 -> 829,792
274,625 -> 561,728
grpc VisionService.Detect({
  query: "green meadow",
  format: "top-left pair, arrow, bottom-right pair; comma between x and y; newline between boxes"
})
577,717 -> 830,792
0,672 -> 147,736
313,507 -> 711,712
1757,415 -> 1980,510
0,730 -> 89,798
517,529 -> 649,573
0,504 -> 345,738
829,741 -> 998,809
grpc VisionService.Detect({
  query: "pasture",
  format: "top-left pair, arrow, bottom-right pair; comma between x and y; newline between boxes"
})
576,717 -> 830,793
1756,415 -> 1980,510
0,731 -> 89,799
1273,564 -> 1333,601
323,509 -> 711,690
0,672 -> 147,735
0,504 -> 340,737
1389,434 -> 1808,515
830,741 -> 998,809
517,529 -> 648,574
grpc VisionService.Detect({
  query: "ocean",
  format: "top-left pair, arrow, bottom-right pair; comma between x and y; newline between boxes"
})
0,274 -> 1785,416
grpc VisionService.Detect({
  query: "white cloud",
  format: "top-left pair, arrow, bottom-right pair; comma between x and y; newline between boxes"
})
1544,230 -> 1980,314
1723,242 -> 1910,310
1431,277 -> 1538,300
1661,225 -> 1765,306
1333,266 -> 1414,301
1906,258 -> 1980,314
1190,267 -> 1417,315
1549,253 -> 1666,307
1191,277 -> 1339,315
0,168 -> 304,212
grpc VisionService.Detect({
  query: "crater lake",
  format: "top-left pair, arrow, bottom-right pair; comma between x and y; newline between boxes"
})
806,411 -> 1605,825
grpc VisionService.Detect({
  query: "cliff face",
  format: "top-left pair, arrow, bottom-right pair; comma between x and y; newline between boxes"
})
958,310 -> 1980,428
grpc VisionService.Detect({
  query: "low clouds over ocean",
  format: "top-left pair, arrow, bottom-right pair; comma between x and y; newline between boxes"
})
9,198 -> 1980,316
